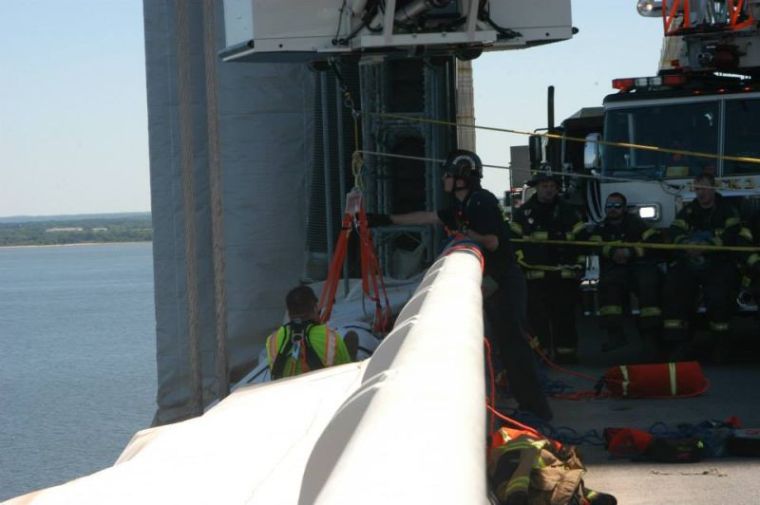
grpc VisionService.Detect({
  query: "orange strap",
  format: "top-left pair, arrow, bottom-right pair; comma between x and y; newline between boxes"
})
318,189 -> 392,334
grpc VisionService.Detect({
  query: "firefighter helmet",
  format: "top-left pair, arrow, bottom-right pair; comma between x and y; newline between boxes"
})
443,149 -> 483,180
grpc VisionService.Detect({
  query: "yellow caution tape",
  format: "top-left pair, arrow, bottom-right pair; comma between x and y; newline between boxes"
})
512,237 -> 760,253
368,111 -> 760,166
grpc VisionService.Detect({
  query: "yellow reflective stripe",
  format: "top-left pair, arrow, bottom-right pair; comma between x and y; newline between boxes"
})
498,441 -> 540,452
589,234 -> 602,242
668,362 -> 677,396
525,270 -> 546,279
740,227 -> 753,242
266,333 -> 277,364
560,269 -> 577,279
531,231 -> 548,240
748,253 -> 760,266
505,476 -> 530,494
587,490 -> 599,500
510,222 -> 523,236
672,219 -> 688,230
324,328 -> 337,366
620,365 -> 630,396
571,221 -> 586,236
556,347 -> 576,354
599,305 -> 623,316
664,319 -> 685,329
725,216 -> 740,228
709,321 -> 729,332
639,306 -> 662,317
641,228 -> 657,241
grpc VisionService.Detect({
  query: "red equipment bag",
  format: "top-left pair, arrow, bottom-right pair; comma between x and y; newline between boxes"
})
603,361 -> 709,398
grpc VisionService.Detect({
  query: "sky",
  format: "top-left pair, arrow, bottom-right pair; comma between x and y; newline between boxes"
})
0,1 -> 663,217
474,2 -> 663,195
0,1 -> 149,218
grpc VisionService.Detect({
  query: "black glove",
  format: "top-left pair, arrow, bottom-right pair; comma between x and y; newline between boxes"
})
750,261 -> 760,280
365,213 -> 392,227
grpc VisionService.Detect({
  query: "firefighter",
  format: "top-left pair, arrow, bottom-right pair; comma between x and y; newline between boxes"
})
488,426 -> 617,505
661,172 -> 742,360
741,212 -> 760,311
510,171 -> 587,364
367,149 -> 552,420
266,285 -> 353,379
589,192 -> 661,354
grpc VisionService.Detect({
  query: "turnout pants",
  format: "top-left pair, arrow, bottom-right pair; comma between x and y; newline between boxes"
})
526,275 -> 580,355
598,263 -> 661,334
485,263 -> 553,421
662,259 -> 738,345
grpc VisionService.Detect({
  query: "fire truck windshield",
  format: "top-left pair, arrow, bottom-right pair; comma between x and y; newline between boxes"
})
602,100 -> 719,179
602,96 -> 760,179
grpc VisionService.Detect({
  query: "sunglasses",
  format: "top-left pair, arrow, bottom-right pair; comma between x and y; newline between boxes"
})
605,202 -> 625,209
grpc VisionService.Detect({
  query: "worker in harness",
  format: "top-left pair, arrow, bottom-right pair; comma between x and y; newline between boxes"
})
744,212 -> 760,308
510,171 -> 587,364
266,285 -> 353,379
367,149 -> 552,421
589,192 -> 662,354
661,172 -> 742,361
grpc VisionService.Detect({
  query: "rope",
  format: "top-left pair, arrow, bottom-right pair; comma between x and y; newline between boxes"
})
484,338 -> 497,434
175,0 -> 204,418
526,335 -> 611,399
329,60 -> 364,190
355,149 -> 754,192
202,0 -> 230,401
365,110 -> 760,167
514,236 -> 760,254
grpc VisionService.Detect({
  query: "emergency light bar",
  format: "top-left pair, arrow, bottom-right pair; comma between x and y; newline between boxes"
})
612,74 -> 686,91
220,0 -> 574,62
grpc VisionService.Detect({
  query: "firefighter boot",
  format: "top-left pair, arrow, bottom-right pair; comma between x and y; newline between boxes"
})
601,328 -> 627,352
585,488 -> 617,505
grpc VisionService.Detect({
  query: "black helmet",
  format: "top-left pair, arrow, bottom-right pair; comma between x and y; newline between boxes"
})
443,149 -> 483,180
527,167 -> 561,187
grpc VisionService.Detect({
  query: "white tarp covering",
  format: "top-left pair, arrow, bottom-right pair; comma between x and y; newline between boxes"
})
143,0 -> 316,424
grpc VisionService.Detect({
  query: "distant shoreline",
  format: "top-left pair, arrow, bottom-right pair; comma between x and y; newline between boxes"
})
0,240 -> 152,250
0,214 -> 152,248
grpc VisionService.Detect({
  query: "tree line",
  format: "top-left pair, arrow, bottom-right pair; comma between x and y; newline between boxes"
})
0,214 -> 152,246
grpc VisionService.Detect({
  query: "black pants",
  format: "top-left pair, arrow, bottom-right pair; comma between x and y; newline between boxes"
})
662,259 -> 738,344
598,262 -> 661,334
485,263 -> 552,421
526,276 -> 580,353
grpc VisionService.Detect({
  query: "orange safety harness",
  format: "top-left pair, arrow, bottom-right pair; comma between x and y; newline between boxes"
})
317,187 -> 392,334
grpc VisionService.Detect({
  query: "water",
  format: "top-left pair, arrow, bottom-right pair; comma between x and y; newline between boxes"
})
0,243 -> 157,500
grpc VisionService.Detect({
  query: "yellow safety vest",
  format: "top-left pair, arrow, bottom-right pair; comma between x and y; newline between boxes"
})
266,324 -> 350,378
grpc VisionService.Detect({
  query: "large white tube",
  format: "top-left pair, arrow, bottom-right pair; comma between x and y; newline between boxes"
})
300,244 -> 488,505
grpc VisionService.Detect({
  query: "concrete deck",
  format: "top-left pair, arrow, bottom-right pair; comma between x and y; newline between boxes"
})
534,316 -> 760,505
